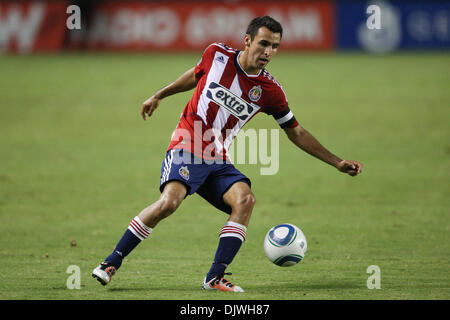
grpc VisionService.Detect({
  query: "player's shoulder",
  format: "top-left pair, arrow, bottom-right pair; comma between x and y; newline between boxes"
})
203,42 -> 237,57
254,69 -> 288,110
260,69 -> 284,89
256,69 -> 287,100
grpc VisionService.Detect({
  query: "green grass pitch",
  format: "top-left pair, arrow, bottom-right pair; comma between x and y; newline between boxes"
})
0,51 -> 449,300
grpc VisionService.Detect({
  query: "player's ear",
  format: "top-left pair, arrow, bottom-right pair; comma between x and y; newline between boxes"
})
244,34 -> 251,48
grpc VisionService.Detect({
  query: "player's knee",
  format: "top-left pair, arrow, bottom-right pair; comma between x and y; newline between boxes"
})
158,196 -> 181,217
236,193 -> 256,212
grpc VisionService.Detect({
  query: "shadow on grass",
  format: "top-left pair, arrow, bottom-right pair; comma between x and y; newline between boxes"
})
250,280 -> 361,291
107,286 -> 197,292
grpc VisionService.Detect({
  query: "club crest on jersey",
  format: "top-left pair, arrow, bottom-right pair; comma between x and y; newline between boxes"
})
206,82 -> 259,121
248,85 -> 262,102
179,166 -> 189,180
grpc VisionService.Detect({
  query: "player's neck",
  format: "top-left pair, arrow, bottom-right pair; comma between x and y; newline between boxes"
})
238,51 -> 261,76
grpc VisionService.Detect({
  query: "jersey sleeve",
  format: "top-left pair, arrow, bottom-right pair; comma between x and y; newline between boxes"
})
272,105 -> 298,128
263,85 -> 299,129
194,43 -> 217,81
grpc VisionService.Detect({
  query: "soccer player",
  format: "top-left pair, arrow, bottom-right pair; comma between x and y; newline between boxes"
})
92,16 -> 363,292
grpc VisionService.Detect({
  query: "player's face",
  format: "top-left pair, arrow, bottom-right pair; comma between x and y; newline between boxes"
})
245,27 -> 281,70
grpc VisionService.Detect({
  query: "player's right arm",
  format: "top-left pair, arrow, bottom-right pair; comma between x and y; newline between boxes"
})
140,67 -> 198,120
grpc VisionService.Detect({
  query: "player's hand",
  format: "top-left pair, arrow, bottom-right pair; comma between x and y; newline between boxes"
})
337,160 -> 363,176
141,95 -> 161,120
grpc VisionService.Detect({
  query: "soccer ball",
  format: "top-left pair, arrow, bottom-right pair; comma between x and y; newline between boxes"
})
264,223 -> 307,267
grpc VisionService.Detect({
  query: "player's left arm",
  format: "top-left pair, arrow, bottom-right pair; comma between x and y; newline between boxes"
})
284,125 -> 363,176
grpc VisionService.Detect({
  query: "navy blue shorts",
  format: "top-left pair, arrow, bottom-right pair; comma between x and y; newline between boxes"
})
159,149 -> 251,214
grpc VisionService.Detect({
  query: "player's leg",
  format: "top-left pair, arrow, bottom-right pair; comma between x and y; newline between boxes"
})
202,180 -> 255,292
136,180 -> 187,228
222,181 -> 255,227
92,181 -> 187,285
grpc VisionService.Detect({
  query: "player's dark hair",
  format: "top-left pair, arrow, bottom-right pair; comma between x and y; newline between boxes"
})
246,16 -> 283,40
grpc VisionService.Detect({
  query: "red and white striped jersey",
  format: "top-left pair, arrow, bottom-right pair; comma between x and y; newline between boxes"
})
167,42 -> 298,160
